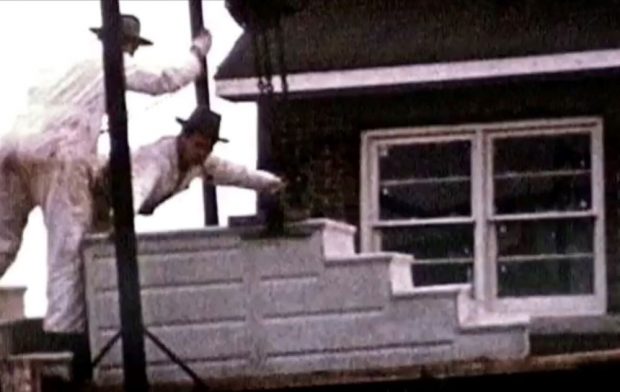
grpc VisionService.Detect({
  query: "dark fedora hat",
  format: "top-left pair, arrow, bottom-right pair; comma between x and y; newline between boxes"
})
177,106 -> 229,143
90,14 -> 153,46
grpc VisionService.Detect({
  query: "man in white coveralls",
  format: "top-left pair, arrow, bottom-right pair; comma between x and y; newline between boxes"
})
92,105 -> 285,230
0,14 -> 213,340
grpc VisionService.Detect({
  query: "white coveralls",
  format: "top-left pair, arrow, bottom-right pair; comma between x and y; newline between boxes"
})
126,136 -> 281,216
0,49 -> 205,333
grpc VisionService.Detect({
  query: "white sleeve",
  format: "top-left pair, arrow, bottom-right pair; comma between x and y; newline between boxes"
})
131,161 -> 161,214
124,53 -> 201,96
203,155 -> 281,191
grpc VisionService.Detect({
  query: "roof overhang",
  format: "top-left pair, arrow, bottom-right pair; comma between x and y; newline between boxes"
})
215,48 -> 620,101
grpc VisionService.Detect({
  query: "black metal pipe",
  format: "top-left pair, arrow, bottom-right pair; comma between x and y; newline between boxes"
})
188,0 -> 219,226
100,1 -> 149,391
189,0 -> 210,108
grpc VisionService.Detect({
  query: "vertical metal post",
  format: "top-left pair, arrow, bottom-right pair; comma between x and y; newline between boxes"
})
188,0 -> 219,226
100,1 -> 149,391
252,27 -> 287,232
256,102 -> 277,218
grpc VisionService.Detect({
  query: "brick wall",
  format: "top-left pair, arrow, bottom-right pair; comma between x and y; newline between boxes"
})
258,75 -> 620,312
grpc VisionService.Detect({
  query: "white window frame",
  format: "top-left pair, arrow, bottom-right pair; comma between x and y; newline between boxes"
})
361,117 -> 606,317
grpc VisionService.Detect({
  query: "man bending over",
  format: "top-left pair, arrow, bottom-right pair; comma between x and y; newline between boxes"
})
93,106 -> 284,229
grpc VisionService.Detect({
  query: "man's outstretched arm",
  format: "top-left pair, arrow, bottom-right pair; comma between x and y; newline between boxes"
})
203,155 -> 284,193
124,30 -> 212,95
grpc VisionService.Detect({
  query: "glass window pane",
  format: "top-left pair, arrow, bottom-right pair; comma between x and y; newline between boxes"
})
498,258 -> 594,297
379,181 -> 470,219
494,133 -> 591,174
379,141 -> 471,180
497,219 -> 593,256
494,175 -> 591,214
412,264 -> 473,286
380,225 -> 474,260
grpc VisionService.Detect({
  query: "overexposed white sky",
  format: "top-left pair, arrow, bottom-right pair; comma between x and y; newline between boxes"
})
0,0 -> 256,317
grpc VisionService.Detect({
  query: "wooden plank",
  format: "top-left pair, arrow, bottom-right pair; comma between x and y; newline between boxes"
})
92,349 -> 620,391
216,49 -> 620,97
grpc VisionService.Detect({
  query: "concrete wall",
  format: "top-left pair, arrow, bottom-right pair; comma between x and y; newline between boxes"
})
83,219 -> 528,387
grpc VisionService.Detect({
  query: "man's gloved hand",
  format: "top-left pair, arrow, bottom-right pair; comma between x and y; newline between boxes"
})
266,176 -> 286,195
191,29 -> 213,57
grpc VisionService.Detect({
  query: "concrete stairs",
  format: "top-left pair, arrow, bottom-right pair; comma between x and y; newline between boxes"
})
82,219 -> 530,387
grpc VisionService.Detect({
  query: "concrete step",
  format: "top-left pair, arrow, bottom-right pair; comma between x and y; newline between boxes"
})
85,219 -> 356,292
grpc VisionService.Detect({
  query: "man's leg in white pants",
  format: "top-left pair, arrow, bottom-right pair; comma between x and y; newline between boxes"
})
0,161 -> 33,279
41,163 -> 94,383
42,164 -> 93,334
